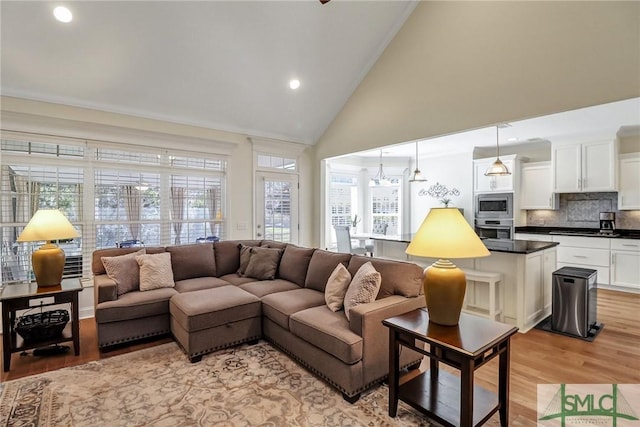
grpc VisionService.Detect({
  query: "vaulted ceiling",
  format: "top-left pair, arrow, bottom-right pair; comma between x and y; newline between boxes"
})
0,1 -> 417,144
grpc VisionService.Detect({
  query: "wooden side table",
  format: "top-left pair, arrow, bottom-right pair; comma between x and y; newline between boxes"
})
1,278 -> 82,372
383,309 -> 518,427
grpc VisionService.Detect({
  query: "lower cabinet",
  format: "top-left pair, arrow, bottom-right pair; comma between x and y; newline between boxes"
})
553,236 -> 610,285
610,239 -> 640,291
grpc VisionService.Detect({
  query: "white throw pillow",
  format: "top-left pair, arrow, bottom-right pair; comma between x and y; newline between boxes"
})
136,252 -> 175,291
324,263 -> 352,312
343,261 -> 381,320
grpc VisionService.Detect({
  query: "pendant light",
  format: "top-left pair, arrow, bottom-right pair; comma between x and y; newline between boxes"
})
409,141 -> 427,182
485,125 -> 511,176
369,150 -> 391,187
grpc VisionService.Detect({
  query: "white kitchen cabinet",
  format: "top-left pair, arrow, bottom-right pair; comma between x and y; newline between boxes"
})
520,162 -> 557,209
473,155 -> 517,193
515,233 -> 553,242
610,239 -> 640,291
552,140 -> 617,193
618,153 -> 640,210
553,235 -> 611,285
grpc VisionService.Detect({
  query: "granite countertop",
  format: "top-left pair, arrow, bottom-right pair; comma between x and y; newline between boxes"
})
515,226 -> 640,240
368,234 -> 558,254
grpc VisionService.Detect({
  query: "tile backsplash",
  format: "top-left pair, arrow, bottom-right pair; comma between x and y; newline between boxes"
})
527,192 -> 640,230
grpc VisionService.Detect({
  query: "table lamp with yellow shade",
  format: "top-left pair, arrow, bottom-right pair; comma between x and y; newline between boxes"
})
406,208 -> 490,326
17,209 -> 80,287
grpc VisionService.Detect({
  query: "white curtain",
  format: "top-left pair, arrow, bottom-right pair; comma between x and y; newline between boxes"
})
13,174 -> 40,222
170,187 -> 185,244
123,185 -> 141,241
206,187 -> 218,236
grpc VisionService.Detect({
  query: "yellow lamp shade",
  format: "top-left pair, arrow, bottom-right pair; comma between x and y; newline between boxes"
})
406,208 -> 490,326
17,209 -> 79,287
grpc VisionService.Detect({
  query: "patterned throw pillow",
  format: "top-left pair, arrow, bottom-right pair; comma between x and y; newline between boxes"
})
343,261 -> 381,320
324,263 -> 352,312
136,252 -> 176,291
101,249 -> 146,296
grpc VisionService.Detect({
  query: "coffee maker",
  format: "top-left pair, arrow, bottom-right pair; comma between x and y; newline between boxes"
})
599,212 -> 616,234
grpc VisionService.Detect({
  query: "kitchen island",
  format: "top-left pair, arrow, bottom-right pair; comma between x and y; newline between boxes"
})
369,235 -> 558,332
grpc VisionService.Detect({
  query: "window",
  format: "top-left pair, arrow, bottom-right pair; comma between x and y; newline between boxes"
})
1,135 -> 227,284
327,172 -> 359,249
370,177 -> 401,236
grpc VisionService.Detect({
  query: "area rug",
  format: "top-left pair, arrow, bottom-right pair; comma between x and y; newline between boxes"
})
0,341 -> 443,426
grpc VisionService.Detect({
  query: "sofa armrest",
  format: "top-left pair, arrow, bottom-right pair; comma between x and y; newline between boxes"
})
349,295 -> 426,386
94,274 -> 117,304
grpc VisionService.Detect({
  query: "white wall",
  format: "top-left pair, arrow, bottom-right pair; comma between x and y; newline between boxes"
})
311,1 -> 640,246
410,151 -> 474,231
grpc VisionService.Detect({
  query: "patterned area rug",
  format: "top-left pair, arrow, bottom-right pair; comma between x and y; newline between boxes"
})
0,341 -> 443,426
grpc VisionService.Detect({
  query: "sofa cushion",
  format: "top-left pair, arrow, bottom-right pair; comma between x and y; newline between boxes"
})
278,245 -> 316,287
261,288 -> 326,330
170,286 -> 261,332
261,240 -> 288,250
167,243 -> 216,281
95,287 -> 177,324
324,263 -> 352,312
92,246 -> 165,275
344,262 -> 381,321
218,273 -> 259,287
136,252 -> 175,291
244,247 -> 283,280
174,276 -> 230,293
214,240 -> 262,276
290,306 -> 363,365
347,255 -> 423,299
101,249 -> 146,296
304,250 -> 352,292
238,279 -> 301,298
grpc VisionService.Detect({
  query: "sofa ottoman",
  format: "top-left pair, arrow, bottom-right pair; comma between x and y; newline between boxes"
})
170,285 -> 262,362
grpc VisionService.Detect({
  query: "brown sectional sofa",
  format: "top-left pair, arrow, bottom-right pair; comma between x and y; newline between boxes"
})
92,240 -> 425,402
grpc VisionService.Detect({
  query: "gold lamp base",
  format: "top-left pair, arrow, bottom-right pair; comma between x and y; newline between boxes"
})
32,243 -> 66,287
424,259 -> 466,326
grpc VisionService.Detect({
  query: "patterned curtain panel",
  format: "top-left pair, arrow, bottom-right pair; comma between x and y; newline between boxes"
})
170,187 -> 185,245
123,185 -> 141,241
206,187 -> 218,236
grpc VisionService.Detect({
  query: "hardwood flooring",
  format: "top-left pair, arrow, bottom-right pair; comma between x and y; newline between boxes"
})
1,289 -> 639,425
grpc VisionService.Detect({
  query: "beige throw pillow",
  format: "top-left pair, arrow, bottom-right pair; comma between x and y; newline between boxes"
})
101,249 -> 146,296
244,247 -> 283,280
343,261 -> 381,320
136,252 -> 175,291
324,263 -> 352,312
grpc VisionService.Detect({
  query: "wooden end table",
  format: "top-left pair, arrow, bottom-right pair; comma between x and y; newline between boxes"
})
1,278 -> 82,372
383,309 -> 518,427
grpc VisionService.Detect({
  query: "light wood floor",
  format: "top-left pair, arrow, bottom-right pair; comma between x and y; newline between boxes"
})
2,289 -> 639,425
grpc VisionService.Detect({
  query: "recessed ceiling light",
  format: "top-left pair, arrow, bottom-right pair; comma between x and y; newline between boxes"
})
289,79 -> 301,90
53,6 -> 73,23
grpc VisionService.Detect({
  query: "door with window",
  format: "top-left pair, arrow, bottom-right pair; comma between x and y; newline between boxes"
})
256,172 -> 299,243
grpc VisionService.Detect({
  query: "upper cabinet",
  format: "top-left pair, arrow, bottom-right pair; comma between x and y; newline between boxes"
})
618,153 -> 640,210
520,162 -> 557,210
474,154 -> 518,193
552,140 -> 617,193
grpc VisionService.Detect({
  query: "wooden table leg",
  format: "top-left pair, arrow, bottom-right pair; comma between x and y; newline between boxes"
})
2,303 -> 11,372
71,292 -> 80,356
460,357 -> 474,427
388,328 -> 400,417
499,339 -> 511,426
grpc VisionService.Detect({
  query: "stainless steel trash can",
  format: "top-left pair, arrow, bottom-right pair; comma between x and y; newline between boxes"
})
551,267 -> 597,337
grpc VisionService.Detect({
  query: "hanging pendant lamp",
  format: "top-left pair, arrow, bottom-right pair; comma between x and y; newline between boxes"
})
369,150 -> 391,187
409,141 -> 427,182
485,125 -> 511,176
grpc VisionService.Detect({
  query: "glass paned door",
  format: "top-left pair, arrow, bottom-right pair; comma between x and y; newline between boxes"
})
256,172 -> 298,243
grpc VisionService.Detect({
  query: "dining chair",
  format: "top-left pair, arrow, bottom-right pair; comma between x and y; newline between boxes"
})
333,225 -> 368,255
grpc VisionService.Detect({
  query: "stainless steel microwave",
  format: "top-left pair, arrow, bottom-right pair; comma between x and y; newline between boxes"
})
475,193 -> 513,219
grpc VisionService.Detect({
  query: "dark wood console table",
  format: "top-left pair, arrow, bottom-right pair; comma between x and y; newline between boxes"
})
383,309 -> 518,427
1,278 -> 82,371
